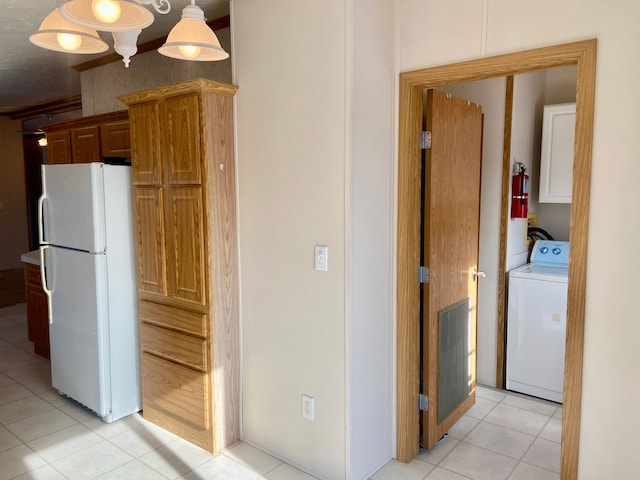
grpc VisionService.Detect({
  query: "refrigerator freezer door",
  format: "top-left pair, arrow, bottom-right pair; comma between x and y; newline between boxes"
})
40,163 -> 106,253
45,246 -> 111,417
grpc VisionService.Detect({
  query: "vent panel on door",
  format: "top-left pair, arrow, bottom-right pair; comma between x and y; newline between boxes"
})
437,297 -> 471,424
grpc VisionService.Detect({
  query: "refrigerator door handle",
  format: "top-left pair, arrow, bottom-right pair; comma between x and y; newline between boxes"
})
38,190 -> 48,245
39,245 -> 53,325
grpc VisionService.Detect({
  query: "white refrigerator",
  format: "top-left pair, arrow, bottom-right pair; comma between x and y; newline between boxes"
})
38,163 -> 141,423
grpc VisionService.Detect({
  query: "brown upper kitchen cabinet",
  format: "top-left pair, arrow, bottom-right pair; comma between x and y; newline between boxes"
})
101,119 -> 132,158
42,111 -> 131,164
72,125 -> 100,164
118,79 -> 240,455
46,131 -> 72,165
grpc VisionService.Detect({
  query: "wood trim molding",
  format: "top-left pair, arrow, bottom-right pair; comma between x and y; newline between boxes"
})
117,78 -> 238,105
396,39 -> 597,480
72,15 -> 231,72
8,96 -> 82,120
40,110 -> 128,133
495,75 -> 514,389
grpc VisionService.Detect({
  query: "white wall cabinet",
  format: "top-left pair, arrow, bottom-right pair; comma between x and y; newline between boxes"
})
539,102 -> 576,203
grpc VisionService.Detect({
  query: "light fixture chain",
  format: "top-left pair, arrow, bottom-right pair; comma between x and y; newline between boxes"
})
140,0 -> 171,15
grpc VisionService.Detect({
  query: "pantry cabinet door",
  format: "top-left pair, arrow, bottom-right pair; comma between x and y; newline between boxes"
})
165,187 -> 206,305
134,187 -> 166,296
130,103 -> 162,185
162,95 -> 202,185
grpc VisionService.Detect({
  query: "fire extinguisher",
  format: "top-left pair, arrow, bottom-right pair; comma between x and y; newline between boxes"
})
511,162 -> 529,218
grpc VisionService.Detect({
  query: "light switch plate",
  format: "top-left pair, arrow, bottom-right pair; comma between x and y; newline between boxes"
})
314,245 -> 328,271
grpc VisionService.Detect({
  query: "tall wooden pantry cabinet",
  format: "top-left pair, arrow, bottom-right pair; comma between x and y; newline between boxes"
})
118,79 -> 239,453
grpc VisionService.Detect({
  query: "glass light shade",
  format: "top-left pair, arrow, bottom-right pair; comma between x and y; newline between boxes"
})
178,44 -> 201,58
158,4 -> 229,61
91,0 -> 123,24
60,0 -> 154,32
29,7 -> 108,54
57,33 -> 83,51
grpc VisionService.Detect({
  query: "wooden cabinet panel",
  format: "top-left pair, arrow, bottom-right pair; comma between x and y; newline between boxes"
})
23,263 -> 50,359
26,286 -> 49,354
24,263 -> 41,285
163,95 -> 201,185
166,187 -> 206,305
46,131 -> 71,164
43,111 -> 130,165
141,353 -> 209,430
101,120 -> 131,158
130,103 -> 162,185
134,187 -> 166,296
72,125 -> 101,163
119,79 -> 239,454
139,301 -> 207,337
140,324 -> 207,371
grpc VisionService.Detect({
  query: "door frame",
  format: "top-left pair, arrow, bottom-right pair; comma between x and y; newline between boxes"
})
396,40 -> 596,479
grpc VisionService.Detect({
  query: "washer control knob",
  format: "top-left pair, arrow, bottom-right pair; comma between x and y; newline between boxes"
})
540,246 -> 549,254
553,247 -> 561,255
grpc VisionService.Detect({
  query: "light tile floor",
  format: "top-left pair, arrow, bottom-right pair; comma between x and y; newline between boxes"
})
0,303 -> 561,480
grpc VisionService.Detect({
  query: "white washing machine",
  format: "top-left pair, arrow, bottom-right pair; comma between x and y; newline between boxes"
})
506,240 -> 569,403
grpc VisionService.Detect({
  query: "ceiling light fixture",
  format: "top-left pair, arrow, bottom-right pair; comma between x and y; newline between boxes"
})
29,1 -> 109,54
31,0 -> 229,67
158,2 -> 229,61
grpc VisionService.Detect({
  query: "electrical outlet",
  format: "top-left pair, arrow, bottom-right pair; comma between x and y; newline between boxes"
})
525,213 -> 538,245
302,394 -> 314,421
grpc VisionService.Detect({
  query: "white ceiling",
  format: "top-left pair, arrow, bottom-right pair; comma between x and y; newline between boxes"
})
0,0 -> 229,114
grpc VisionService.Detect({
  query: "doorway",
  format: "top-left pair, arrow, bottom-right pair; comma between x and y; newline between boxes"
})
396,40 -> 596,480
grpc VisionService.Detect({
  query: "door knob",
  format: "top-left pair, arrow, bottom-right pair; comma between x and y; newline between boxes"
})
472,268 -> 486,281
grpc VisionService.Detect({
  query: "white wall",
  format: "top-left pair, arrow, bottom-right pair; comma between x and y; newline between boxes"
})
348,0 -> 396,477
0,117 -> 28,270
545,65 -> 578,105
232,1 -> 347,478
507,71 -> 545,270
398,0 -> 640,477
537,65 -> 577,242
440,79 -> 506,387
228,0 -> 640,477
233,0 -> 396,477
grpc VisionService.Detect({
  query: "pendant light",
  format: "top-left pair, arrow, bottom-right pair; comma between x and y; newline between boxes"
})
158,1 -> 229,61
60,0 -> 155,32
31,0 -> 229,66
29,1 -> 108,54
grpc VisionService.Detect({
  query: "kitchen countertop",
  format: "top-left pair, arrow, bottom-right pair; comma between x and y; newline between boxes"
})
21,250 -> 40,266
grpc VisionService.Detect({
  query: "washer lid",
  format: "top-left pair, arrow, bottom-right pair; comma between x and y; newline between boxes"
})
509,263 -> 568,283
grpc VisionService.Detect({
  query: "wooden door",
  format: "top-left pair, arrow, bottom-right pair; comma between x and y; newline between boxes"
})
162,95 -> 202,185
24,263 -> 50,359
130,103 -> 162,185
46,131 -> 71,164
165,187 -> 206,305
134,187 -> 166,296
100,120 -> 131,159
421,89 -> 483,449
72,125 -> 100,163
